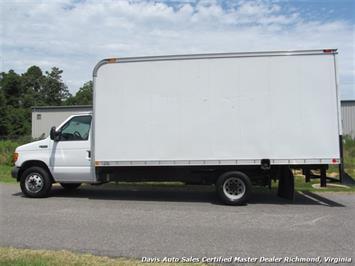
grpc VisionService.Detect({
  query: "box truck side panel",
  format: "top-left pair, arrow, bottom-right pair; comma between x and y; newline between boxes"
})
94,53 -> 339,165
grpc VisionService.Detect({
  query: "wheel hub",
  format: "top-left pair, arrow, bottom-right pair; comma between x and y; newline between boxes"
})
223,177 -> 246,200
25,174 -> 44,193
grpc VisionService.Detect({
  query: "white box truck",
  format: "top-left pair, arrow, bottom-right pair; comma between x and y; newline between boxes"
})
12,49 -> 342,205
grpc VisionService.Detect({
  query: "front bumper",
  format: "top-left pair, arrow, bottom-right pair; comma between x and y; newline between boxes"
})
11,167 -> 20,180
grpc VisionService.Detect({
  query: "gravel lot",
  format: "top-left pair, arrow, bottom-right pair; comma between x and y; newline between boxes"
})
0,183 -> 354,262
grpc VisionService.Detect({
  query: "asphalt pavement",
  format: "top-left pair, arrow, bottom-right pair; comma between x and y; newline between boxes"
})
0,183 -> 354,262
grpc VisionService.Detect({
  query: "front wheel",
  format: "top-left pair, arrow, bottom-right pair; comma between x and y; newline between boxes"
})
216,171 -> 252,205
20,166 -> 52,198
60,183 -> 81,190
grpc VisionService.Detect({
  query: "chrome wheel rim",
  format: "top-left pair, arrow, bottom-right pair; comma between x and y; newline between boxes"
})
25,173 -> 44,193
223,177 -> 246,200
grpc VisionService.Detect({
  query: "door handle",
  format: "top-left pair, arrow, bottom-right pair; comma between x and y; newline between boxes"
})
87,150 -> 91,158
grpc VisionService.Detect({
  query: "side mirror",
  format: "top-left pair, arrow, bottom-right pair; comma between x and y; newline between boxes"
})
50,126 -> 59,141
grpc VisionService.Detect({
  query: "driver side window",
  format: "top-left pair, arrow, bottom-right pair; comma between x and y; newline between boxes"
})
59,115 -> 92,141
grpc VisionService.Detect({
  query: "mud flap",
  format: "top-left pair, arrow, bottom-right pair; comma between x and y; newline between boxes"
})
277,166 -> 295,201
342,171 -> 355,186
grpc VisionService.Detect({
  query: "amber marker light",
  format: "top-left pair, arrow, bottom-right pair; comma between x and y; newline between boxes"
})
12,152 -> 19,164
107,58 -> 118,63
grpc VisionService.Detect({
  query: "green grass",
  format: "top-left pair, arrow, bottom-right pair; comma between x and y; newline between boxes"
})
0,165 -> 14,183
293,175 -> 355,192
0,138 -> 30,166
0,247 -> 202,266
252,175 -> 355,193
0,138 -> 30,183
343,136 -> 355,177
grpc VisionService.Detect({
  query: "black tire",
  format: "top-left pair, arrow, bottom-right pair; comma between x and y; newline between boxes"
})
60,183 -> 81,190
20,166 -> 52,198
216,171 -> 252,205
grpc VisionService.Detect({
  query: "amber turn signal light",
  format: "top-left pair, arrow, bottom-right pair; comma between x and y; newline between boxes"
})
12,152 -> 19,164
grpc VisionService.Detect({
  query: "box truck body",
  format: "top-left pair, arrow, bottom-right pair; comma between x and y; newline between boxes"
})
13,49 -> 342,204
94,50 -> 341,166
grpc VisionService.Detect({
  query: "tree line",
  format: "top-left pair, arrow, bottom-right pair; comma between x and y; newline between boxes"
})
0,66 -> 93,137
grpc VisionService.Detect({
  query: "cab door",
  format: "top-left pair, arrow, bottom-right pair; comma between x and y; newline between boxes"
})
49,115 -> 93,182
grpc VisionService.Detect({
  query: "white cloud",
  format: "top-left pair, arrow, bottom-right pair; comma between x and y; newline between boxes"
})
0,0 -> 354,99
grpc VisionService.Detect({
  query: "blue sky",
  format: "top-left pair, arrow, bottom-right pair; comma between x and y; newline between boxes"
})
1,0 -> 354,99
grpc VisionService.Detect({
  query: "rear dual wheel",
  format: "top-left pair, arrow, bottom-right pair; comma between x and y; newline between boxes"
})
216,171 -> 251,205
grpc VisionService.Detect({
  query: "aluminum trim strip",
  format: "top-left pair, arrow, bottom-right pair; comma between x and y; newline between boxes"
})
95,158 -> 340,167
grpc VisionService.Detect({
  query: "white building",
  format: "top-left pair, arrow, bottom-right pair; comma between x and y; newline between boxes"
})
31,105 -> 92,139
341,100 -> 355,139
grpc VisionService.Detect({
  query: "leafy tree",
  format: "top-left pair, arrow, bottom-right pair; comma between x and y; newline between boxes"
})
2,106 -> 29,136
0,66 -> 91,137
0,70 -> 24,136
0,88 -> 7,135
65,81 -> 93,105
42,67 -> 71,105
21,66 -> 44,107
0,70 -> 22,107
23,66 -> 43,92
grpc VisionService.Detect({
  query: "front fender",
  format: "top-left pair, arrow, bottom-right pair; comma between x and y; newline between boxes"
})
16,160 -> 55,183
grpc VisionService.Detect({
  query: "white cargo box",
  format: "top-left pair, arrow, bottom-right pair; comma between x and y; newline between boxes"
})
93,50 -> 341,166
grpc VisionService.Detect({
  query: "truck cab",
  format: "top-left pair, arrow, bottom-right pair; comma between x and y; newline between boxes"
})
12,113 -> 93,197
